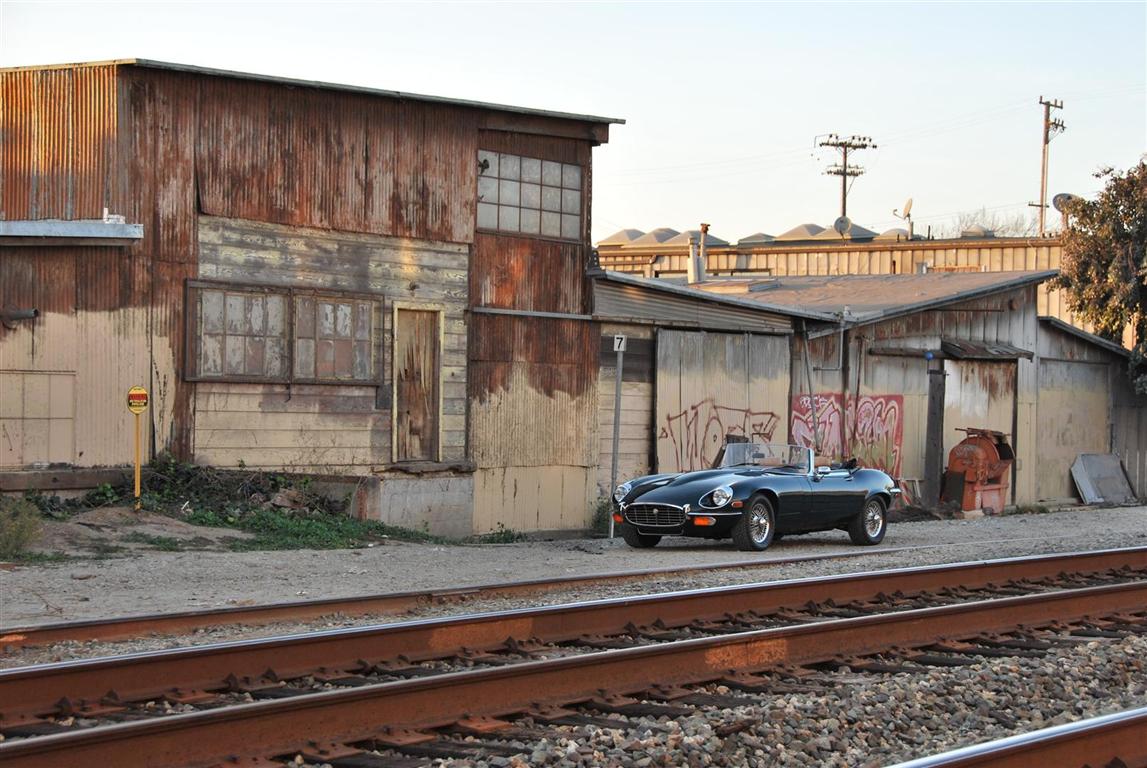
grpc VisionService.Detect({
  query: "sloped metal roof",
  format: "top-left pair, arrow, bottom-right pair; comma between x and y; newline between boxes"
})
598,228 -> 645,246
665,229 -> 729,246
775,222 -> 826,240
629,227 -> 681,245
737,232 -> 776,245
2,59 -> 625,126
691,270 -> 1057,326
812,223 -> 878,241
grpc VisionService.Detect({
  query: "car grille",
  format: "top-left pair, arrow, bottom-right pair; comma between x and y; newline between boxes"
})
626,504 -> 686,527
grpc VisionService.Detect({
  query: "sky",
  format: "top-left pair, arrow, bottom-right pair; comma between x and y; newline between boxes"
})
1,1 -> 1143,244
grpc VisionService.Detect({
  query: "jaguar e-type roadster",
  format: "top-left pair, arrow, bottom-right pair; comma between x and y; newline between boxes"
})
612,441 -> 899,551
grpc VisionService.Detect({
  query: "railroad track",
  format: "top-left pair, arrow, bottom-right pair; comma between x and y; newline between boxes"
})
1,537 -> 1072,649
2,547 -> 1145,767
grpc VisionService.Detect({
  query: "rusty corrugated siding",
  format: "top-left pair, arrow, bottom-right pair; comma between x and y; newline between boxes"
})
194,77 -> 477,244
471,234 -> 587,314
0,63 -> 118,220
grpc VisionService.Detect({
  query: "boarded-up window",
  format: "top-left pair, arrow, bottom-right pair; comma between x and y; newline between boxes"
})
194,288 -> 288,380
187,282 -> 378,385
394,309 -> 440,462
293,297 -> 375,382
476,150 -> 582,241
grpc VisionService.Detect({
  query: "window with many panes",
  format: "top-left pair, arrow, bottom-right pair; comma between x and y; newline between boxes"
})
476,151 -> 582,240
187,282 -> 379,385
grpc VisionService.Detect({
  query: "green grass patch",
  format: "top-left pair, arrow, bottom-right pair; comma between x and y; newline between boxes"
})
7,550 -> 71,565
185,507 -> 447,551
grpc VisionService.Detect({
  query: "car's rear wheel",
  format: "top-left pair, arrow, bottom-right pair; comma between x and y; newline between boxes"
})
849,497 -> 887,545
732,495 -> 775,552
620,523 -> 661,548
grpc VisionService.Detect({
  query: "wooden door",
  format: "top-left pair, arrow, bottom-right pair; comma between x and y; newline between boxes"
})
394,309 -> 440,462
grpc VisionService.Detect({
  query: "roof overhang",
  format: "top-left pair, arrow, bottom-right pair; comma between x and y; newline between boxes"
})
1039,315 -> 1130,358
590,269 -> 836,323
0,59 -> 624,131
0,219 -> 143,246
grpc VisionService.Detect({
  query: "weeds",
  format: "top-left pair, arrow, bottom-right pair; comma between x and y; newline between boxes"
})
472,522 -> 526,544
590,496 -> 613,535
0,497 -> 42,560
121,532 -> 187,551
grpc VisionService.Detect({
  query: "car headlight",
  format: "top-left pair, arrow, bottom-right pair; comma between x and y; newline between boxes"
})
710,485 -> 733,507
613,482 -> 632,503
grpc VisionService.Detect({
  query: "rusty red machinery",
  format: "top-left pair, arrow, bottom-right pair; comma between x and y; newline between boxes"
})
942,428 -> 1014,514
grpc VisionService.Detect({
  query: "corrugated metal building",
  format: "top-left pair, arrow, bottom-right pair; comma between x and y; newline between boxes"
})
0,59 -> 621,535
591,269 -> 1147,507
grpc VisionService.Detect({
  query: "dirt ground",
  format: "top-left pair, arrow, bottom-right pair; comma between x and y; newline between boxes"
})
2,504 -> 1146,630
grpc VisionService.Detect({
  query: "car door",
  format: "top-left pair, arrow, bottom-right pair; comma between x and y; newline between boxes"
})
809,470 -> 866,524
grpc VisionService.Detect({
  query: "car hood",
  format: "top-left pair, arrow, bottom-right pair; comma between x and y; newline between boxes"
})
627,467 -> 780,505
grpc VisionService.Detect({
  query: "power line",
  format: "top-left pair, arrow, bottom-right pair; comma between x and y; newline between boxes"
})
818,134 -> 876,218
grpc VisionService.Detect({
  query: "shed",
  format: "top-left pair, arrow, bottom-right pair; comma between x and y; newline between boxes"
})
689,271 -> 1057,507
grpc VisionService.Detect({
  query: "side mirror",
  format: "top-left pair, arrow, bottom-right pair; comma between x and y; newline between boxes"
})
815,465 -> 831,476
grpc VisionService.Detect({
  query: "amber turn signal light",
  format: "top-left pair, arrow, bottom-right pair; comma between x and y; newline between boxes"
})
691,516 -> 717,526
612,513 -> 623,523
731,500 -> 744,508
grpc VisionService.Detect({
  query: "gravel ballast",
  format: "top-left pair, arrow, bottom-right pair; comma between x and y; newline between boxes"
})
1,506 -> 1145,668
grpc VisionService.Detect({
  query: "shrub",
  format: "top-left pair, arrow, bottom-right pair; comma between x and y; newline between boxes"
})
0,497 -> 42,559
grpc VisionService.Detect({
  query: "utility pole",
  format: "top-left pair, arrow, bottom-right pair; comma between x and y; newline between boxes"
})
1033,96 -> 1065,236
818,134 -> 876,218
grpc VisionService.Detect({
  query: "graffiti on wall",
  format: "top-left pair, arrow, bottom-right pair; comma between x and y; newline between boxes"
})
791,393 -> 904,476
659,399 -> 780,472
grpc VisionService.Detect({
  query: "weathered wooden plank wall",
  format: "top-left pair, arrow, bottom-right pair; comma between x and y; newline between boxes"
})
596,324 -> 654,496
655,330 -> 790,473
196,216 -> 468,472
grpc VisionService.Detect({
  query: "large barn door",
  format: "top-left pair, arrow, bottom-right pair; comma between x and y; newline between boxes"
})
655,330 -> 789,473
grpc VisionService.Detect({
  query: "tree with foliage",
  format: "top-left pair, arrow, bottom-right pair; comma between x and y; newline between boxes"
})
1054,159 -> 1147,392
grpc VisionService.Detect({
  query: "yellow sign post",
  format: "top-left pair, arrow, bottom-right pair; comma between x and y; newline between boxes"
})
126,386 -> 149,512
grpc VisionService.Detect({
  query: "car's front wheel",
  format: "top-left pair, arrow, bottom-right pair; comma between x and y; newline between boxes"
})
849,497 -> 887,545
732,495 -> 775,552
620,523 -> 661,548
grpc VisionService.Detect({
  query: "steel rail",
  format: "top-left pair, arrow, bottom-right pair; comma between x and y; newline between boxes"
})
1,580 -> 1144,768
3,546 -> 1145,722
0,535 -> 1080,648
887,705 -> 1147,767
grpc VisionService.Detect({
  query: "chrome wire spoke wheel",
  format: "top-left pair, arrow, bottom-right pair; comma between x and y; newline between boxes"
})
749,502 -> 771,543
864,500 -> 885,538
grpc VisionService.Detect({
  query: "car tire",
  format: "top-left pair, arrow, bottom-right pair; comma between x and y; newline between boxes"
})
849,497 -> 887,545
732,495 -> 775,552
620,523 -> 661,548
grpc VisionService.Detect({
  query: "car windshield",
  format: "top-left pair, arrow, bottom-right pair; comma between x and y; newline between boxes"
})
718,442 -> 810,473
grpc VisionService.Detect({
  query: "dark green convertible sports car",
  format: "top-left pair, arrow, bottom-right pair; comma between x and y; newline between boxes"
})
612,441 -> 900,551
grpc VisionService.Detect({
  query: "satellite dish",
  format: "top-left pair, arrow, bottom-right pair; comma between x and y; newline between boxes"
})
1052,193 -> 1081,213
833,216 -> 852,236
902,198 -> 913,218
